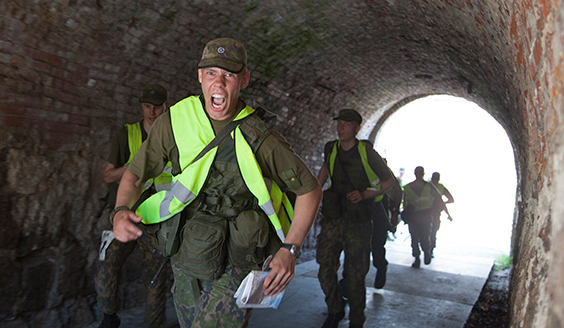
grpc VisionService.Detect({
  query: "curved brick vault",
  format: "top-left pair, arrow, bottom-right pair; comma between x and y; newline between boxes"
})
0,0 -> 562,327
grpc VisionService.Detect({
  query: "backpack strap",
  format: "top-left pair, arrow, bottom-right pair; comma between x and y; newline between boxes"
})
240,113 -> 273,153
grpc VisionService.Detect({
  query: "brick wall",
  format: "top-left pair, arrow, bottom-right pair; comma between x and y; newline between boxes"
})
0,0 -> 562,326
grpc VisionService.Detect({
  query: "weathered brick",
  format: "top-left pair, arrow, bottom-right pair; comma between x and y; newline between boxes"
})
26,108 -> 69,122
27,58 -> 52,74
57,91 -> 82,105
66,62 -> 89,76
3,116 -> 31,127
47,140 -> 78,151
68,114 -> 89,126
23,46 -> 66,67
0,1 -> 562,327
0,103 -> 25,116
0,52 -> 11,64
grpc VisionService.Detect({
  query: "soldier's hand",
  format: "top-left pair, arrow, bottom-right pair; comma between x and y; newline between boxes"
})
113,210 -> 143,242
447,215 -> 453,222
263,248 -> 296,295
346,190 -> 363,203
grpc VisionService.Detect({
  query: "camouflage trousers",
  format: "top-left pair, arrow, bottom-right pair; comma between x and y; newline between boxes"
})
429,210 -> 441,252
371,202 -> 390,270
316,214 -> 372,326
95,231 -> 169,328
408,210 -> 432,257
170,259 -> 253,328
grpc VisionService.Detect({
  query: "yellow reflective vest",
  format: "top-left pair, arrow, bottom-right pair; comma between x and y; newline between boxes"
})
327,140 -> 384,202
435,183 -> 445,195
125,122 -> 172,192
403,183 -> 434,211
135,96 -> 292,242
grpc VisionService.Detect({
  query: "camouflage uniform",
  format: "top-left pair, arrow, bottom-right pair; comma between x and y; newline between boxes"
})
407,208 -> 432,257
128,99 -> 319,328
370,202 -> 390,271
127,39 -> 319,328
96,117 -> 169,328
170,260 -> 253,328
316,139 -> 392,327
317,210 -> 372,324
95,232 -> 169,328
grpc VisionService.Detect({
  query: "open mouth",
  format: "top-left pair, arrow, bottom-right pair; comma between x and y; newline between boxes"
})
212,94 -> 226,109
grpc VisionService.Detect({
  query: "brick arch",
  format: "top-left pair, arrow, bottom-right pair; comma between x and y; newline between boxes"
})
0,0 -> 562,326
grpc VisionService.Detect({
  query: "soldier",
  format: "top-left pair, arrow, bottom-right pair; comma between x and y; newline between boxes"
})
110,38 -> 322,328
402,166 -> 446,268
429,172 -> 454,256
316,109 -> 397,328
372,174 -> 402,287
95,85 -> 171,328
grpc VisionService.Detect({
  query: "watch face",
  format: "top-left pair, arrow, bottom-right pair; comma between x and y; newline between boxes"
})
283,244 -> 301,259
291,245 -> 301,258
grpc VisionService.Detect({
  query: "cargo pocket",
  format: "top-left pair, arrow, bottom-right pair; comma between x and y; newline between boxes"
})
321,188 -> 341,219
228,210 -> 270,269
141,213 -> 183,258
177,213 -> 228,281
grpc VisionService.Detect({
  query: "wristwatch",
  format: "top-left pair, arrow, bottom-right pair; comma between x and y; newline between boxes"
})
281,243 -> 302,259
109,206 -> 131,225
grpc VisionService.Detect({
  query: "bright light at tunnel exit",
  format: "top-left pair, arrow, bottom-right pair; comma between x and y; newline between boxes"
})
375,95 -> 516,254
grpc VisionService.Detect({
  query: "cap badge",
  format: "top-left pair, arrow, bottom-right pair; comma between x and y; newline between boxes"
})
218,47 -> 225,54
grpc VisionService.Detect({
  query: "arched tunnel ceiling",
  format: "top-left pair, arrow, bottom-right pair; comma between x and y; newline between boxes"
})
1,0 -> 527,172
63,0 -> 522,162
3,1 -> 564,325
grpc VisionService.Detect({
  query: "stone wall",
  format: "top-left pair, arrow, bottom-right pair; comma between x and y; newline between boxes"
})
0,0 -> 563,327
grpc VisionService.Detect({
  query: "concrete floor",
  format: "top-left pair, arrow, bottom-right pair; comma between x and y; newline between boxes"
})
87,224 -> 501,328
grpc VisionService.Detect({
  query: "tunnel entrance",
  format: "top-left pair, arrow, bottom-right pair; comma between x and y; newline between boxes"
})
373,95 -> 516,256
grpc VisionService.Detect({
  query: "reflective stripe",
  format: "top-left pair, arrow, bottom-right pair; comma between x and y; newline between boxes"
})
171,180 -> 194,204
155,182 -> 171,192
275,228 -> 286,243
159,191 -> 175,218
260,199 -> 275,217
403,183 -> 434,211
158,180 -> 195,218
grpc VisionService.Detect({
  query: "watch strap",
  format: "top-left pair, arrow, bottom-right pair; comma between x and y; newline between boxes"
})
110,206 -> 131,225
281,243 -> 301,259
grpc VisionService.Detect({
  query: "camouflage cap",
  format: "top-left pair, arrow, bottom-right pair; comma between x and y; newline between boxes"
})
139,84 -> 168,106
197,38 -> 247,73
333,109 -> 362,125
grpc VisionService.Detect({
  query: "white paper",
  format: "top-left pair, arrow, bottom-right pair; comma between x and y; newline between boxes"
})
234,270 -> 285,309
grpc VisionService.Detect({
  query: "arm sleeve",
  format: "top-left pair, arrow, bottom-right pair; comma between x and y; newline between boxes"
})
443,187 -> 454,203
255,131 -> 319,196
128,113 -> 178,186
366,147 -> 393,181
107,127 -> 130,168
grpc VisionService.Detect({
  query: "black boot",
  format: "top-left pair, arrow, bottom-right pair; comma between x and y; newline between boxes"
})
374,266 -> 387,289
424,251 -> 432,265
99,313 -> 120,328
322,310 -> 345,328
411,257 -> 421,268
